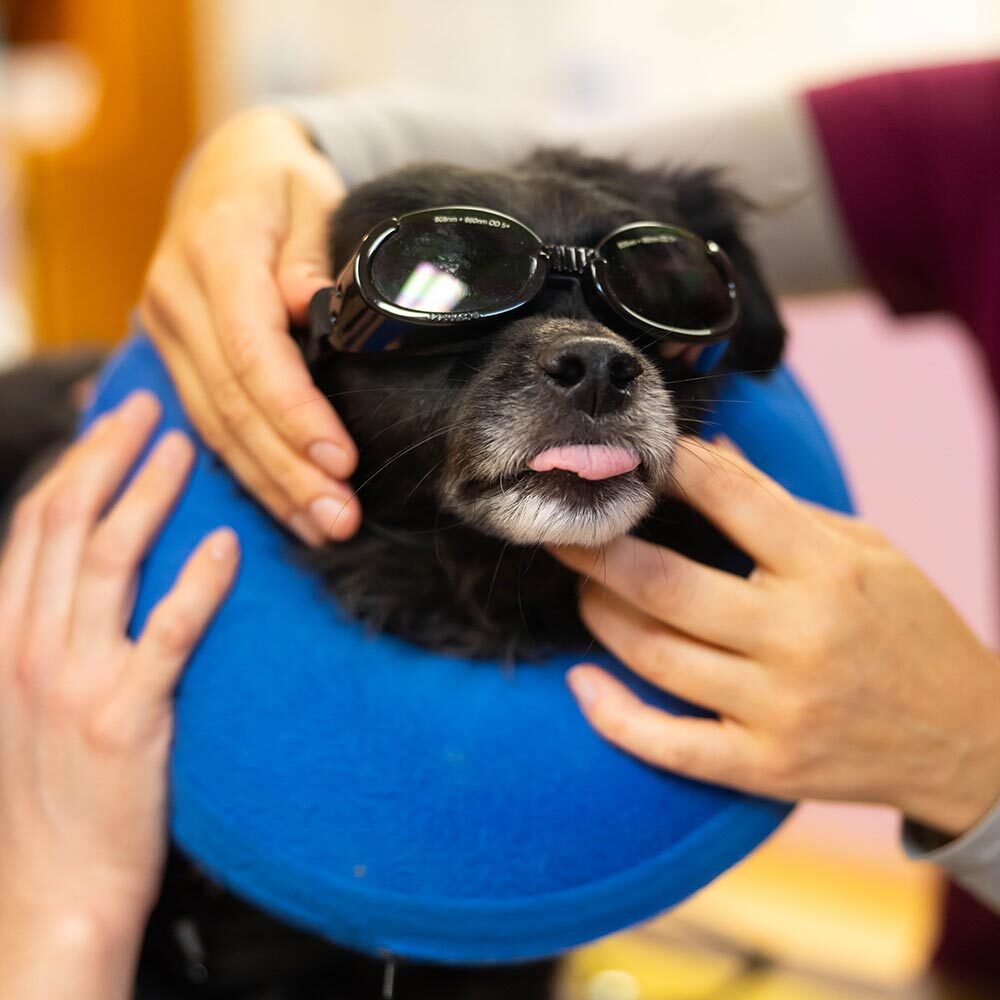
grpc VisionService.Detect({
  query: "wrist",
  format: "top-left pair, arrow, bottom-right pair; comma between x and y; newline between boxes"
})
0,899 -> 145,1000
172,105 -> 330,208
900,648 -> 1000,837
908,783 -> 1000,840
226,104 -> 316,143
218,105 -> 329,168
2,893 -> 147,952
0,868 -> 153,952
902,747 -> 1000,839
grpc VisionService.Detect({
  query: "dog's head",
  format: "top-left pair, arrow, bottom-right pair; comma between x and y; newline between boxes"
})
311,149 -> 784,548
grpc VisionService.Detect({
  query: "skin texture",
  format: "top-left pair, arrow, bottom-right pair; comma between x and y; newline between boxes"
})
140,108 -> 360,546
554,438 -> 1000,838
0,392 -> 239,1000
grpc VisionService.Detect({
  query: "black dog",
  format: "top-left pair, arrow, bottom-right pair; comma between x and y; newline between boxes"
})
305,148 -> 784,661
0,149 -> 785,999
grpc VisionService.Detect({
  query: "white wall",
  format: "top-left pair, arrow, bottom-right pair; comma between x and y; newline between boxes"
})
195,0 -> 1000,125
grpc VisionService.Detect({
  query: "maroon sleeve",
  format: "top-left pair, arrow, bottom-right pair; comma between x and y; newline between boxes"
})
805,60 -> 1000,367
810,64 -> 1000,980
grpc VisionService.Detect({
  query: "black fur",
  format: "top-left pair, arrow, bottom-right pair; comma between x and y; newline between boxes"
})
0,350 -> 104,514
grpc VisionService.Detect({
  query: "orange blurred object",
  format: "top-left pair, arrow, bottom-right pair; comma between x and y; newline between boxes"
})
8,0 -> 196,347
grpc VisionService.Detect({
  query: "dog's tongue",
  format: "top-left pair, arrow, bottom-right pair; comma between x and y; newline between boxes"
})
528,445 -> 640,481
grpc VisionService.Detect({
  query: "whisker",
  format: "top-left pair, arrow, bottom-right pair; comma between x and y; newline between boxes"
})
516,547 -> 538,652
402,453 -> 449,505
485,540 -> 511,612
363,401 -> 453,446
284,386 -> 446,412
665,368 -> 775,388
347,420 -> 465,507
308,414 -> 466,546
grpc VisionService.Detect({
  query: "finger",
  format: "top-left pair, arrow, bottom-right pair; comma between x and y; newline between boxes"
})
801,500 -> 888,547
157,254 -> 361,540
24,392 -> 162,673
202,242 -> 358,485
670,437 -> 830,573
275,165 -> 344,319
145,287 -> 359,544
551,532 -> 766,653
0,494 -> 47,675
712,437 -> 882,550
0,424 -> 102,678
72,431 -> 196,646
128,527 -> 240,703
578,583 -> 766,719
566,665 -> 756,787
144,321 -> 305,531
192,183 -> 354,467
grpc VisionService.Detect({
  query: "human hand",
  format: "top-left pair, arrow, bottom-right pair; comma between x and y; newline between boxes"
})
141,108 -> 360,546
0,392 -> 239,995
553,439 -> 1000,838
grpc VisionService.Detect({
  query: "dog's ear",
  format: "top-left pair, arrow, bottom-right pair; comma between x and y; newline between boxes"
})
670,169 -> 786,374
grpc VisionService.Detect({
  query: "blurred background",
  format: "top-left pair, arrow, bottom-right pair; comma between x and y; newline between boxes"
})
1,2 -> 999,998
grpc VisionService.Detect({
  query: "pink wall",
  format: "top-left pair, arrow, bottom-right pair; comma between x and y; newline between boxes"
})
785,292 -> 998,646
762,293 -> 998,862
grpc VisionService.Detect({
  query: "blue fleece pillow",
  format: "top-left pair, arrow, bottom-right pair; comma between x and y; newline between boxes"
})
86,333 -> 853,965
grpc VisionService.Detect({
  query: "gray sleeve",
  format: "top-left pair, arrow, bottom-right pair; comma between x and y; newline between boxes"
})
279,90 -> 536,189
278,89 -> 860,295
903,797 -> 1000,915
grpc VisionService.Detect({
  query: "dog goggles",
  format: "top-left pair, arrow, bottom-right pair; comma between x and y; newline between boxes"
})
301,206 -> 740,360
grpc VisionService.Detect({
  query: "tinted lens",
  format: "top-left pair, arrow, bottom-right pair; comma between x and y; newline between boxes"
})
370,211 -> 540,315
600,227 -> 736,333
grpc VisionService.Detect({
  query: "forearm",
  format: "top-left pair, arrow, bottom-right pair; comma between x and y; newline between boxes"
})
280,88 -> 861,297
0,903 -> 143,1000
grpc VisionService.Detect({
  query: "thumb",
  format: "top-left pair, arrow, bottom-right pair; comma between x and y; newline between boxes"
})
276,170 -> 343,322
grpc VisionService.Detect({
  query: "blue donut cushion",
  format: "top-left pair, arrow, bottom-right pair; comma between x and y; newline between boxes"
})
84,332 -> 853,964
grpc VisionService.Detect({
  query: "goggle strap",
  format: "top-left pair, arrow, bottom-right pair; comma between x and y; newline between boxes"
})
545,245 -> 594,275
296,286 -> 337,365
339,309 -> 386,352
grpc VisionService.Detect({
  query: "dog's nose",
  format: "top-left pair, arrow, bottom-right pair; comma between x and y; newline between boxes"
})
537,338 -> 642,417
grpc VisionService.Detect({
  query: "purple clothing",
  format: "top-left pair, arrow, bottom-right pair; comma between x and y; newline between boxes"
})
807,59 -> 1000,391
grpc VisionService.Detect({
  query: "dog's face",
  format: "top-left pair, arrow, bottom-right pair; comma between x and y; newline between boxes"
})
437,312 -> 678,546
313,150 -> 784,549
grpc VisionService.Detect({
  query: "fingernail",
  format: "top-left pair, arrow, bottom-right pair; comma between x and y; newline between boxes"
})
289,512 -> 324,547
208,527 -> 239,561
310,493 -> 353,539
120,390 -> 161,424
567,667 -> 599,708
309,440 -> 353,480
155,431 -> 192,468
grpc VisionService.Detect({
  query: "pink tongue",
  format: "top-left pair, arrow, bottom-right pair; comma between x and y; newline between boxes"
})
528,445 -> 640,481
